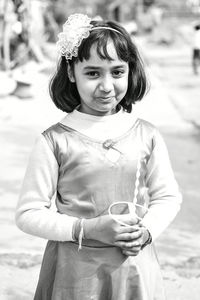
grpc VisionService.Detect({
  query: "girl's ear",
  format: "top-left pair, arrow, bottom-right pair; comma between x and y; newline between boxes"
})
67,64 -> 75,82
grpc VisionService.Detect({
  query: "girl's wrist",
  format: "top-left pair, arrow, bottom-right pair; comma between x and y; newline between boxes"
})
73,218 -> 96,241
83,218 -> 94,240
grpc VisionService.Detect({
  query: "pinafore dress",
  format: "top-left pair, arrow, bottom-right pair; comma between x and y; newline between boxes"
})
34,119 -> 165,300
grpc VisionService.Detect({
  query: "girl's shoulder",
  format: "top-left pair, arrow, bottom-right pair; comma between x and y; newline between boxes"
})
128,109 -> 158,135
137,118 -> 159,135
137,118 -> 168,153
136,118 -> 164,150
43,122 -> 63,136
42,122 -> 72,140
42,122 -> 70,152
41,123 -> 72,162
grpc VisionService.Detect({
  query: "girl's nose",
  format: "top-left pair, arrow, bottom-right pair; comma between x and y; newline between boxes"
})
99,76 -> 113,92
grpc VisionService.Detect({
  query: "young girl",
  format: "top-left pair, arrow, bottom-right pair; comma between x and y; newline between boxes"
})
16,13 -> 182,300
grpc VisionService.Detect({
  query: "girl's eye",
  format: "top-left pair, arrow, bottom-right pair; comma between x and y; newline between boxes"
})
85,71 -> 99,77
112,70 -> 125,77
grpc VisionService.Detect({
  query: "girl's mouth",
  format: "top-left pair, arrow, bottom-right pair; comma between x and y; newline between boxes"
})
97,96 -> 115,102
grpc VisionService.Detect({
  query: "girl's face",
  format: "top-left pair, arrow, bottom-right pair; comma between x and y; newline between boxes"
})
69,41 -> 129,116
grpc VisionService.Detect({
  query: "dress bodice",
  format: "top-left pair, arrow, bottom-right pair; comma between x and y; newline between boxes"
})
43,119 -> 154,219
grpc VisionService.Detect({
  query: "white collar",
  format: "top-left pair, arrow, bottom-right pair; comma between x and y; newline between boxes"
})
59,106 -> 138,140
60,106 -> 125,125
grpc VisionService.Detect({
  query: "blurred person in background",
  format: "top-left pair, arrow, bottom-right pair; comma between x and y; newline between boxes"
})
192,23 -> 200,75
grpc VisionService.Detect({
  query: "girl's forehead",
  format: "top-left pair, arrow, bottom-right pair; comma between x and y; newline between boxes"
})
81,41 -> 126,66
90,41 -> 117,59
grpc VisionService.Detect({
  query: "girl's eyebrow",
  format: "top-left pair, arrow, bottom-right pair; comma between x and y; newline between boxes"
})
83,64 -> 127,70
83,66 -> 101,70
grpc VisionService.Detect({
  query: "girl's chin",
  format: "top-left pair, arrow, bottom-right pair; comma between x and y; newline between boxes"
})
95,105 -> 118,115
79,101 -> 121,116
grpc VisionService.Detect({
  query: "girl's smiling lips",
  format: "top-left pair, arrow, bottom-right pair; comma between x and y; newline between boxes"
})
96,96 -> 115,102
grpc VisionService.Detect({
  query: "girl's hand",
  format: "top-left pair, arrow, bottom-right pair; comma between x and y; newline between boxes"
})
84,214 -> 139,246
116,226 -> 151,256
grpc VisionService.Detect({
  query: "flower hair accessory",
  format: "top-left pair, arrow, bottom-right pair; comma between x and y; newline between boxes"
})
57,14 -> 93,60
57,13 -> 122,60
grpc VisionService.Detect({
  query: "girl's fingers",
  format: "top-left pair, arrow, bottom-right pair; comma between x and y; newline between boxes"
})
116,229 -> 142,242
118,224 -> 141,234
122,247 -> 141,256
121,218 -> 140,226
115,239 -> 142,249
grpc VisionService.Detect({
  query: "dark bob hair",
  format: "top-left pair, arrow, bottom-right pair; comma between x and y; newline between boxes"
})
49,19 -> 149,113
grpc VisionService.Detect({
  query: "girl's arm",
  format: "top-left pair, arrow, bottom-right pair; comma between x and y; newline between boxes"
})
15,135 -> 78,241
142,129 -> 182,241
16,135 -> 146,250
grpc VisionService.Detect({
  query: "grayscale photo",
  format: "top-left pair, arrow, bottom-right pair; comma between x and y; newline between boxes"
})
0,0 -> 200,299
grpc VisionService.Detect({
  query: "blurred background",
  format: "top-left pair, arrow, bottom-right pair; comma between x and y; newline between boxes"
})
0,1 -> 200,299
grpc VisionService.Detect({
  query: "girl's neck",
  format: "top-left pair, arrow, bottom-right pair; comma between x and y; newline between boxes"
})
77,104 -> 121,117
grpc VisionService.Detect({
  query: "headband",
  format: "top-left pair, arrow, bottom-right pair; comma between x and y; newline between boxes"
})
56,13 -> 122,60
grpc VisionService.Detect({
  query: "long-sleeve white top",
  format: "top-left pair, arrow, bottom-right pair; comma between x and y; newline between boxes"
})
15,107 -> 182,242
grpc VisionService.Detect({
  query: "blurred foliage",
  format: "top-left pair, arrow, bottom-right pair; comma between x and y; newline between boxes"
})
1,0 -> 200,71
154,0 -> 200,16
